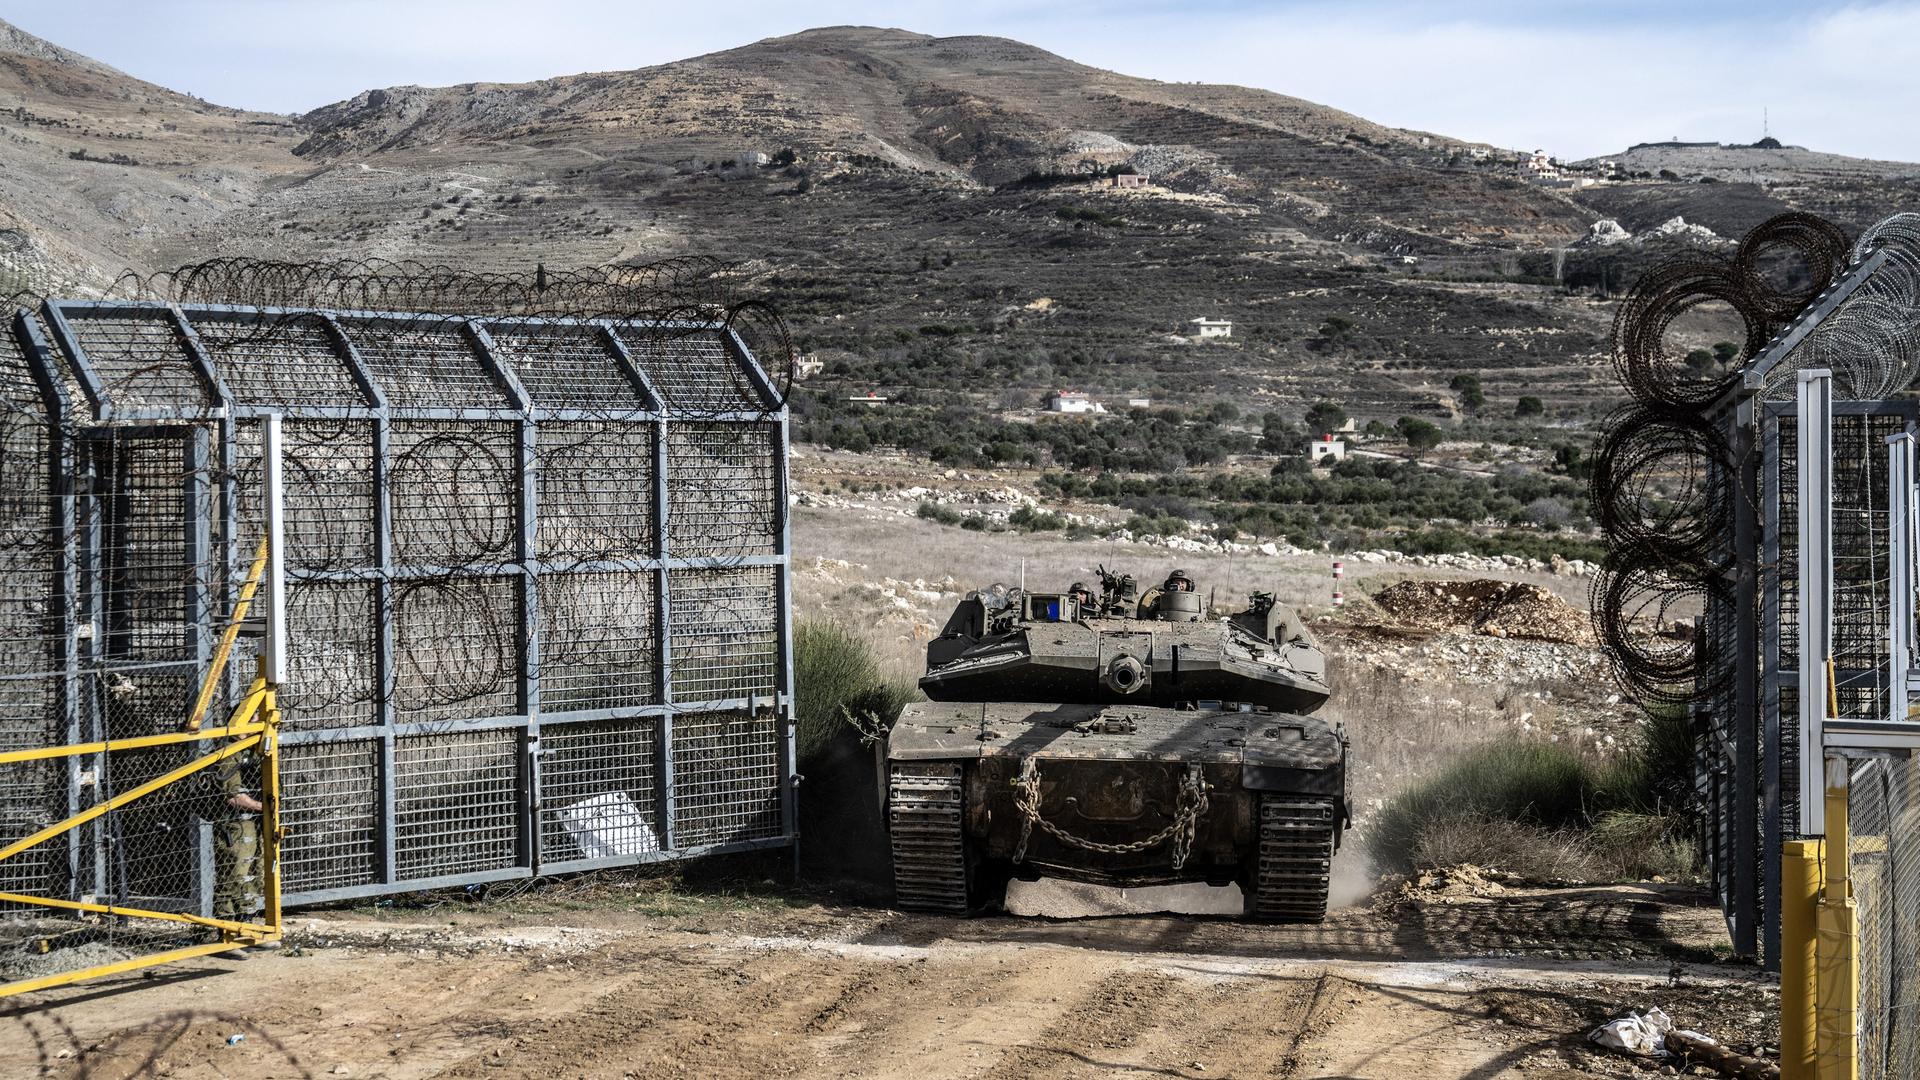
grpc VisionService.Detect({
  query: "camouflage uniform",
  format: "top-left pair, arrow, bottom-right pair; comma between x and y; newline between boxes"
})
212,749 -> 261,921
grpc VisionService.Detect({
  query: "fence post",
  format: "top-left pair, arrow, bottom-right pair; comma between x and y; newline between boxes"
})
1797,370 -> 1832,836
1888,433 -> 1915,725
1782,838 -> 1820,1079
1816,757 -> 1860,1080
261,412 -> 285,934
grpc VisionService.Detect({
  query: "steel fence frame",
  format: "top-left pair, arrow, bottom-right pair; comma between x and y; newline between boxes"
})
1,298 -> 795,910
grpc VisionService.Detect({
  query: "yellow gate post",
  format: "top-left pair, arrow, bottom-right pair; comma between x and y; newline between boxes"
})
1782,838 -> 1822,1080
1815,757 -> 1860,1080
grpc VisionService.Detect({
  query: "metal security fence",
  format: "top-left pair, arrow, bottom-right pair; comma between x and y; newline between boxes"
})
1851,756 -> 1920,1079
0,298 -> 794,916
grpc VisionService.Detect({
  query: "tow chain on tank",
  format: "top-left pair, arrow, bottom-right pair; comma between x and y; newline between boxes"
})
1010,760 -> 1211,869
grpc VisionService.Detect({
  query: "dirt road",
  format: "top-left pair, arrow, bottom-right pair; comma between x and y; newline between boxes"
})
1,877 -> 1776,1080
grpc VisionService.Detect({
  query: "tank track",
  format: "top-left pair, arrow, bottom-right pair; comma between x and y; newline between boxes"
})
1246,794 -> 1337,922
888,762 -> 970,914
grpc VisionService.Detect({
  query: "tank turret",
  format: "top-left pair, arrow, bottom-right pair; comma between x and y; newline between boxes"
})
885,567 -> 1349,921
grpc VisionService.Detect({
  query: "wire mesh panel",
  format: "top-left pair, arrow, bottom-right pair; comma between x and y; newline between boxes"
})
191,314 -> 369,411
668,567 -> 780,706
281,581 -> 379,732
1851,757 -> 1920,1080
394,729 -> 518,879
333,318 -> 509,410
389,421 -> 518,568
536,421 -> 656,563
616,327 -> 762,412
538,719 -> 659,867
0,336 -> 60,907
671,711 -> 781,848
392,577 -> 519,723
234,419 -> 379,574
55,309 -> 212,413
668,422 -> 779,557
538,573 -> 657,715
91,433 -> 205,741
279,739 -> 380,894
4,300 -> 793,917
485,323 -> 651,412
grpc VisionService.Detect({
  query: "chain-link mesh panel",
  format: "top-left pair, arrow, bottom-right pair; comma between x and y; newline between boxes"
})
0,737 -> 266,989
538,719 -> 659,866
668,568 -> 779,705
671,711 -> 780,848
1851,756 -> 1920,1080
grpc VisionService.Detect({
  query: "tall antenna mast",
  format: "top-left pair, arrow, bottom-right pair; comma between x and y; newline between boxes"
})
1764,107 -> 1769,140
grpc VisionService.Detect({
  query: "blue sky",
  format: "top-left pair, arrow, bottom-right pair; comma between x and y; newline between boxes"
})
9,1 -> 1918,161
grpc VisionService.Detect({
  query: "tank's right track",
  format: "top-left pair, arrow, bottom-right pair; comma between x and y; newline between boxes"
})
1246,794 -> 1337,922
888,762 -> 969,914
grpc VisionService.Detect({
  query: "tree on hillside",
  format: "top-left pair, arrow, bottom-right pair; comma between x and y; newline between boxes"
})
1712,341 -> 1740,365
1304,401 -> 1347,435
1397,416 -> 1443,452
1515,395 -> 1545,418
1448,373 -> 1485,412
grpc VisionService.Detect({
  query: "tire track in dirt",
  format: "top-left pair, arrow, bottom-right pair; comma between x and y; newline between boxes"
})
430,944 -> 870,1079
1093,967 -> 1341,1079
969,968 -> 1184,1080
799,948 -> 1116,1080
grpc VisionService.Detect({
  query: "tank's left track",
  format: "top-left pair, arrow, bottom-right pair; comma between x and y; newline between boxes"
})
1245,794 -> 1338,922
888,762 -> 970,913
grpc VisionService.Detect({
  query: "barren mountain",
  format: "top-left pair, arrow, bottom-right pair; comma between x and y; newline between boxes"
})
0,19 -> 1914,419
0,19 -> 300,288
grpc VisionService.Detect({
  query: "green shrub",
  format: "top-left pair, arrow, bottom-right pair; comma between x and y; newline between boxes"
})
793,620 -> 917,769
1008,505 -> 1065,531
792,620 -> 918,888
1371,707 -> 1701,882
916,501 -> 963,526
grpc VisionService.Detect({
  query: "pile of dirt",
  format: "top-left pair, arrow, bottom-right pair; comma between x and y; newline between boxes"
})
1387,864 -> 1508,907
1371,578 -> 1593,645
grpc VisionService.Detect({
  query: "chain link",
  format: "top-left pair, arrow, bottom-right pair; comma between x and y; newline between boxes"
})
1010,758 -> 1211,870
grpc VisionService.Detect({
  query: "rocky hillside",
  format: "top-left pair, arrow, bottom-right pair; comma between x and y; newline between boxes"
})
0,20 -> 1914,421
0,19 -> 300,287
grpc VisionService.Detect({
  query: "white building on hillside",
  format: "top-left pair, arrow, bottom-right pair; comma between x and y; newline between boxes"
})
1309,435 -> 1348,464
1047,391 -> 1107,414
1190,317 -> 1233,339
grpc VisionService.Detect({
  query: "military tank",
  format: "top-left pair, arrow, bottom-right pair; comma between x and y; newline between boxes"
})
885,567 -> 1349,921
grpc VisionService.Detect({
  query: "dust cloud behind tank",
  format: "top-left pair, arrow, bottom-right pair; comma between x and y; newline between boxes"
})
886,567 -> 1350,921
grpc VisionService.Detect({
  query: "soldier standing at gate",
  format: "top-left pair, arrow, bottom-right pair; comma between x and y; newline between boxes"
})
211,747 -> 263,922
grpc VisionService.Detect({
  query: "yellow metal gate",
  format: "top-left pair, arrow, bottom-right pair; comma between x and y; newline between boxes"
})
0,413 -> 289,1000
